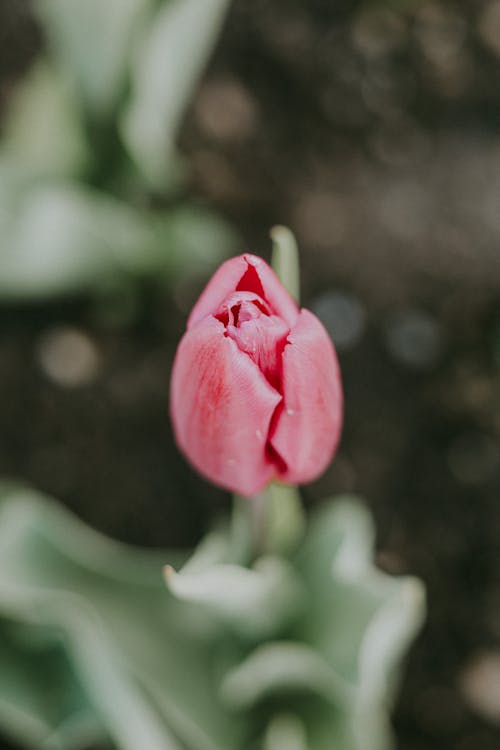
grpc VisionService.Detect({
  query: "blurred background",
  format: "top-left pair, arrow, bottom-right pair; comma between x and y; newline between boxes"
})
1,0 -> 500,748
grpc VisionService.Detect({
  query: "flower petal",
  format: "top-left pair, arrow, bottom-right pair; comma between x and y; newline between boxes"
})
227,314 -> 289,390
188,256 -> 248,329
170,316 -> 282,495
269,309 -> 343,484
241,254 -> 299,327
188,255 -> 299,329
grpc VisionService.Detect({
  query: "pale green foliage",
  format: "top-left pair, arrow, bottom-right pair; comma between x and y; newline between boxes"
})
121,0 -> 232,186
0,483 -> 424,750
0,182 -> 235,300
34,0 -> 154,118
0,62 -> 89,179
0,0 -> 236,301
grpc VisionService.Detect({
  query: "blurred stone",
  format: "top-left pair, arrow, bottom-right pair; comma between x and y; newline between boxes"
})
195,76 -> 258,142
445,369 -> 496,415
192,150 -> 247,204
36,326 -> 100,387
414,3 -> 471,99
369,117 -> 432,168
385,310 -> 444,369
415,3 -> 466,65
460,651 -> 500,723
361,66 -> 402,115
351,8 -> 407,59
376,180 -> 431,241
293,190 -> 347,248
447,431 -> 498,485
478,0 -> 500,57
311,290 -> 365,351
263,10 -> 315,60
426,51 -> 474,99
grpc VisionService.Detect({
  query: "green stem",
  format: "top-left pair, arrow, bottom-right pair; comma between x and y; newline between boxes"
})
267,482 -> 305,556
250,489 -> 269,555
231,483 -> 305,561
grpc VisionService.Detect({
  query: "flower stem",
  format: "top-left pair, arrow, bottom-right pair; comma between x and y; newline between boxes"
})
232,483 -> 305,561
250,489 -> 268,555
267,482 -> 305,556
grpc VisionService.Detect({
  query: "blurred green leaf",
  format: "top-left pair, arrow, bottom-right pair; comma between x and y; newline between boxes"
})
120,0 -> 232,186
0,485 -> 423,750
0,62 -> 89,180
264,714 -> 310,750
220,641 -> 353,710
0,0 -> 238,303
175,495 -> 424,750
0,180 -> 236,301
34,0 -> 154,118
166,556 -> 304,639
293,497 -> 426,750
0,484 -> 248,750
0,621 -> 100,750
0,183 -> 147,298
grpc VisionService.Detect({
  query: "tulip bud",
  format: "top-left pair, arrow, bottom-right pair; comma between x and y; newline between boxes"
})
170,254 -> 342,496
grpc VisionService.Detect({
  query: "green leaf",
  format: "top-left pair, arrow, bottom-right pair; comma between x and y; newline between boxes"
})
264,714 -> 310,750
0,182 -> 150,299
165,556 -> 304,640
0,180 -> 236,300
0,620 -> 101,750
294,497 -> 425,750
0,484 -> 424,750
120,0 -> 232,186
220,641 -> 353,710
0,62 -> 89,180
34,0 -> 154,117
0,484 -> 247,750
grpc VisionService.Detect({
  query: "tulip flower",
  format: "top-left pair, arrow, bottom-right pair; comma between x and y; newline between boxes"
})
170,254 -> 342,496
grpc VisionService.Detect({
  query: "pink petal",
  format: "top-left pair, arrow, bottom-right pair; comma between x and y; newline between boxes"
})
170,316 -> 282,495
227,313 -> 289,390
269,309 -> 343,484
188,255 -> 299,329
240,255 -> 299,327
188,256 -> 249,329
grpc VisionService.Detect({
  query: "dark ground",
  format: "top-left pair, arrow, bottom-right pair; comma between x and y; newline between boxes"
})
2,1 -> 500,749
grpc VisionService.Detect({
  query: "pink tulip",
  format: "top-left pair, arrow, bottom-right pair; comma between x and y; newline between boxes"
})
170,254 -> 343,496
